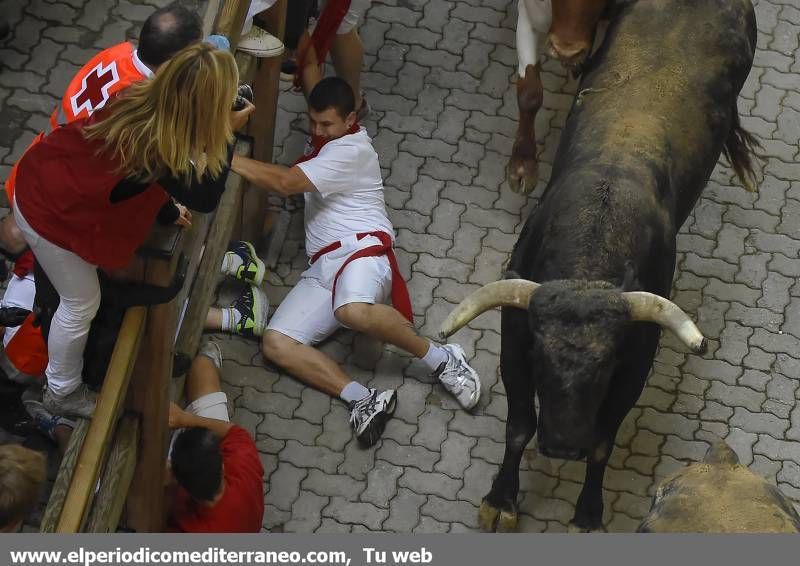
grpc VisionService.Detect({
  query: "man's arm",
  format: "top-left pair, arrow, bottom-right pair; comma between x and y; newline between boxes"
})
169,402 -> 232,439
231,154 -> 316,197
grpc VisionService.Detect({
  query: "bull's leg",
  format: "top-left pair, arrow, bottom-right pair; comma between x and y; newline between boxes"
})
571,445 -> 611,531
508,0 -> 549,194
480,308 -> 536,532
571,328 -> 661,531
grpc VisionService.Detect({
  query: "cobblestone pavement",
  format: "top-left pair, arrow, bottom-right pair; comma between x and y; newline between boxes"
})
1,0 -> 799,533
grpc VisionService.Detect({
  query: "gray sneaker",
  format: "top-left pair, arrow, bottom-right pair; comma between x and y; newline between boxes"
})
198,340 -> 223,369
23,387 -> 76,440
43,382 -> 96,419
436,344 -> 481,410
349,389 -> 396,448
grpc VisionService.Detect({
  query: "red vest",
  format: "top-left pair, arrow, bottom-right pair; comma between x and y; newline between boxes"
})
14,115 -> 169,270
5,42 -> 148,202
5,313 -> 48,378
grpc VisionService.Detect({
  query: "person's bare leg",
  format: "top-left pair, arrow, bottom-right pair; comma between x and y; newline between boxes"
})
262,330 -> 351,397
186,355 -> 222,403
334,303 -> 429,357
205,307 -> 223,331
329,29 -> 364,109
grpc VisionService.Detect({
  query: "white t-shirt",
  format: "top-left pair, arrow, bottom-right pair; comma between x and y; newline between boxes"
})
297,127 -> 394,257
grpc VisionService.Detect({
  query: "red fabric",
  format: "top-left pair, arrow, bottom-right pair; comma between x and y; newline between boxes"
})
14,114 -> 169,270
293,122 -> 360,166
294,0 -> 352,91
11,250 -> 34,278
4,313 -> 48,377
170,426 -> 265,533
5,42 -> 145,204
311,231 -> 413,322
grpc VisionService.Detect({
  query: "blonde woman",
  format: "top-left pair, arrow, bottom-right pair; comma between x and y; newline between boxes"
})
12,43 -> 252,419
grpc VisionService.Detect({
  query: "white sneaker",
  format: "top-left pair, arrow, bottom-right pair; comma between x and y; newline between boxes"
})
349,389 -> 396,447
436,344 -> 481,410
198,340 -> 223,369
237,26 -> 284,58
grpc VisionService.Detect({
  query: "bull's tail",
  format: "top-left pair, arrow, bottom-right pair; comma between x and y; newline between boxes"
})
722,105 -> 762,192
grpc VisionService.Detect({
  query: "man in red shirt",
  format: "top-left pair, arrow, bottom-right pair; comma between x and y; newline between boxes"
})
168,341 -> 265,533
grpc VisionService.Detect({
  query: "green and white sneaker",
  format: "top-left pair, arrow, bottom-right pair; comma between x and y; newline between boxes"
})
231,285 -> 269,338
221,241 -> 266,286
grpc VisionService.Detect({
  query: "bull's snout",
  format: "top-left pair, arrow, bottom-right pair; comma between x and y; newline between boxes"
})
546,36 -> 591,68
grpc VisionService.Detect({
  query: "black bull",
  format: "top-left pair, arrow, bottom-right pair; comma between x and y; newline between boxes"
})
440,0 -> 758,531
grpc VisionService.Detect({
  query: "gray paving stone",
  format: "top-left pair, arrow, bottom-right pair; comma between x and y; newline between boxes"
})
240,388 -> 298,418
421,495 -> 479,528
257,413 -> 321,444
435,431 -> 476,478
284,491 -> 327,532
637,408 -> 699,441
303,468 -> 363,500
399,468 -> 461,499
413,515 -> 450,533
324,497 -> 388,529
281,440 -> 345,474
315,518 -> 351,534
377,439 -> 439,472
361,461 -> 403,507
383,488 -> 426,532
268,463 -> 307,511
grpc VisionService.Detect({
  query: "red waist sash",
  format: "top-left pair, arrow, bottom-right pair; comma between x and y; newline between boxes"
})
310,231 -> 413,322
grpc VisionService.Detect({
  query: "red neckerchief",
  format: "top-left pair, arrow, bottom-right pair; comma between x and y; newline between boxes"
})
293,122 -> 360,165
311,232 -> 413,322
12,249 -> 35,278
294,0 -> 352,92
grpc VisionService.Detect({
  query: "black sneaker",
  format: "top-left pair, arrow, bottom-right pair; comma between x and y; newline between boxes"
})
349,389 -> 397,448
231,285 -> 269,338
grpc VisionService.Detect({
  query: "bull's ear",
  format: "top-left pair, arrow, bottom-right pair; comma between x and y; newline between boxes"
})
621,261 -> 639,291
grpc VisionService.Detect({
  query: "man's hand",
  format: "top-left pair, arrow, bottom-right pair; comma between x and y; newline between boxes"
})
174,204 -> 192,228
0,306 -> 30,327
169,402 -> 189,429
230,100 -> 256,132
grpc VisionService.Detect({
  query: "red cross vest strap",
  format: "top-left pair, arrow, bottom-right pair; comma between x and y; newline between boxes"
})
5,42 -> 147,204
51,41 -> 148,130
294,0 -> 352,91
310,231 -> 413,322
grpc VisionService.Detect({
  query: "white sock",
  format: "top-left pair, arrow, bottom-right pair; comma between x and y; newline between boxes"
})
221,307 -> 241,332
422,343 -> 449,372
340,381 -> 371,404
221,252 -> 243,275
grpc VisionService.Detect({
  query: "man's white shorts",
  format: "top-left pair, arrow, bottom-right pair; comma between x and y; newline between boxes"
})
185,391 -> 230,422
267,255 -> 391,345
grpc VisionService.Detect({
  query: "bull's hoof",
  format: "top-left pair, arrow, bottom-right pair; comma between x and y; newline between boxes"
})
506,159 -> 539,195
567,521 -> 606,533
479,500 -> 519,532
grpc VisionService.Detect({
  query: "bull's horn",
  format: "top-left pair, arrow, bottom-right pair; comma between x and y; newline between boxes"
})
439,280 -> 540,339
621,291 -> 708,354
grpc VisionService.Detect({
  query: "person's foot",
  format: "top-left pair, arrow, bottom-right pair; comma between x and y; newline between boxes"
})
232,285 -> 269,338
237,26 -> 284,58
198,339 -> 223,370
349,389 -> 396,448
42,382 -> 96,419
22,387 -> 76,441
222,240 -> 266,285
434,344 -> 481,410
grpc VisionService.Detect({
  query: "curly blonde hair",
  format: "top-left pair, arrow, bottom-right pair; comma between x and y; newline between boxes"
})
84,42 -> 238,183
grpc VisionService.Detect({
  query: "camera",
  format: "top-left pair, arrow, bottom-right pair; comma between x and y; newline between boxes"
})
232,84 -> 254,111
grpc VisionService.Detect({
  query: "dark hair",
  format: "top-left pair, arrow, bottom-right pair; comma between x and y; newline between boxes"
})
171,428 -> 223,502
138,4 -> 203,68
308,77 -> 355,119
